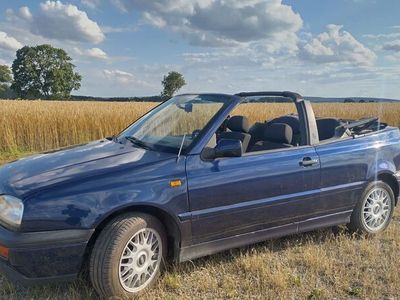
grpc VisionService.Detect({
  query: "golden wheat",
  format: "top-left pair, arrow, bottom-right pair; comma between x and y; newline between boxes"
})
0,100 -> 155,153
0,100 -> 399,154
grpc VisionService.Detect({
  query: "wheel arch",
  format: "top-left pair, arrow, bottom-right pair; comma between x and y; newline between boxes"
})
377,172 -> 399,205
81,204 -> 182,273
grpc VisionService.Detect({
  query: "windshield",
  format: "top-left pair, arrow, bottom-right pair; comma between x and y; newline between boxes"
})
119,94 -> 230,153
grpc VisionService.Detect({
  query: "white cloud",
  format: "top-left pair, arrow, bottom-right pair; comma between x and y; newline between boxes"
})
78,66 -> 161,96
19,6 -> 33,21
102,68 -> 157,90
86,47 -> 108,59
27,1 -> 105,44
382,40 -> 400,52
112,0 -> 302,50
0,31 -> 23,51
73,47 -> 108,60
81,0 -> 100,9
300,24 -> 376,66
363,26 -> 400,40
5,8 -> 17,22
302,39 -> 334,57
385,52 -> 400,62
182,45 -> 285,70
142,11 -> 167,28
101,24 -> 138,33
103,69 -> 135,83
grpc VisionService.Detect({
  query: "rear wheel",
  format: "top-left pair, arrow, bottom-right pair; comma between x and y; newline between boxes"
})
348,181 -> 395,234
89,213 -> 167,298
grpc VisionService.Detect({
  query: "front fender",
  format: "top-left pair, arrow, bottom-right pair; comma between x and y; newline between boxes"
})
19,157 -> 189,234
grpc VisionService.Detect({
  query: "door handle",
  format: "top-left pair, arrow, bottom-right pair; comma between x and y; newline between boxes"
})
300,157 -> 319,167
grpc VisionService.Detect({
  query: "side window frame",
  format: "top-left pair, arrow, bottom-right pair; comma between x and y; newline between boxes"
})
190,92 -> 322,160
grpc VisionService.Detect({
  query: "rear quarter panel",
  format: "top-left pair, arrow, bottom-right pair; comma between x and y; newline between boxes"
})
315,127 -> 400,211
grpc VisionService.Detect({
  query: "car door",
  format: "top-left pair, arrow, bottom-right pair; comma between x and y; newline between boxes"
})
184,146 -> 321,244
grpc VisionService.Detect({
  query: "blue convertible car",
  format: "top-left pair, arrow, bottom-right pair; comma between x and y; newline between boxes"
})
0,91 -> 399,298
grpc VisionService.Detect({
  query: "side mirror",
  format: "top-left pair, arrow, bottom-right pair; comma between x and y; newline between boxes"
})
214,139 -> 243,158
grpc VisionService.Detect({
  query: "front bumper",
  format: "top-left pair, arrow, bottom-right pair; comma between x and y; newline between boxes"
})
0,225 -> 94,284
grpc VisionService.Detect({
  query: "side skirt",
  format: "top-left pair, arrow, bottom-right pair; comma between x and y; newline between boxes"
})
178,210 -> 352,262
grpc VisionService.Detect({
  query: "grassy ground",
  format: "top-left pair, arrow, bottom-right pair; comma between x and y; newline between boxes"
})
0,152 -> 399,299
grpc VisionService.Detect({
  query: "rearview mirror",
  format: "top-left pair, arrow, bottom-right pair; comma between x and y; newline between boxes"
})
214,139 -> 243,158
176,102 -> 193,113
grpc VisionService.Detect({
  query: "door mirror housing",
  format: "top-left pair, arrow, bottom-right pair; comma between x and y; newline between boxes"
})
214,139 -> 243,158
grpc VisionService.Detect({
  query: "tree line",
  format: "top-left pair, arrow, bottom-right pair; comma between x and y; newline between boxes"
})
0,44 -> 186,100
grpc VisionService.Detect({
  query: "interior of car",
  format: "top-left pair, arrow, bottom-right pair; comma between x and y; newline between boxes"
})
215,114 -> 343,154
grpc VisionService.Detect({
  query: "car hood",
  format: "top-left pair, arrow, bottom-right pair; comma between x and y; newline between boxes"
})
0,139 -> 176,198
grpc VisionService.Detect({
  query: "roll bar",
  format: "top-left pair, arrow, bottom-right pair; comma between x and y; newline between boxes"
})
235,91 -> 304,103
235,91 -> 318,145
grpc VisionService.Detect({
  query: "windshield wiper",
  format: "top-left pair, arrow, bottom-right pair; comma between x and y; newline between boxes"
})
105,135 -> 119,143
125,136 -> 152,150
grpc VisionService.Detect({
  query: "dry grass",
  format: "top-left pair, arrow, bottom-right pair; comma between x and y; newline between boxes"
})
0,100 -> 400,299
0,100 -> 399,155
1,216 -> 399,299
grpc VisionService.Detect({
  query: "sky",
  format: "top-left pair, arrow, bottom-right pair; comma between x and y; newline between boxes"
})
0,0 -> 400,98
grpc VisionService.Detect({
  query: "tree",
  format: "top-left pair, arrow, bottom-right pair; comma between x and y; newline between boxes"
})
161,71 -> 186,98
0,65 -> 13,98
11,44 -> 81,99
0,65 -> 12,83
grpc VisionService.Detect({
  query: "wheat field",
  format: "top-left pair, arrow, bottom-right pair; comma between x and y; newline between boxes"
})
0,100 -> 399,155
0,100 -> 400,299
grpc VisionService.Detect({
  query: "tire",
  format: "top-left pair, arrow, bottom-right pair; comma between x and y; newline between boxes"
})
348,181 -> 395,235
89,213 -> 167,299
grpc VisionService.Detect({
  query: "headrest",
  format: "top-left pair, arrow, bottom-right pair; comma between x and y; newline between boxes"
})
269,115 -> 300,134
316,118 -> 340,128
316,118 -> 341,140
264,123 -> 293,144
227,116 -> 250,133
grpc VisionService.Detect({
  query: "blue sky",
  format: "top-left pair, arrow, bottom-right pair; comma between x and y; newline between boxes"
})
0,0 -> 400,98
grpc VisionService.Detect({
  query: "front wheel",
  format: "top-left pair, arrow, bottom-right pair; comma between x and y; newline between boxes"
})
89,213 -> 167,299
348,181 -> 395,234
